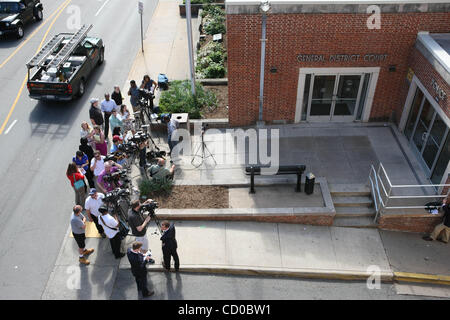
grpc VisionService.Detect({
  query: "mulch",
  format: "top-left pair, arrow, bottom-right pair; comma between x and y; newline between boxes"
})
151,185 -> 229,209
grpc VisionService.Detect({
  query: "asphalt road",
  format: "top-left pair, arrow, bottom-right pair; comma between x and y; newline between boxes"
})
0,0 -> 157,299
110,271 -> 445,300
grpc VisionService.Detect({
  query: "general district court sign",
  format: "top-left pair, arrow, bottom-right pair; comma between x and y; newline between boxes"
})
297,54 -> 388,62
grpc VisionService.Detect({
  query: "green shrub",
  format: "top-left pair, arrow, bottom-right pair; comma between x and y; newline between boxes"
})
201,5 -> 226,35
159,80 -> 218,119
139,178 -> 173,198
201,4 -> 224,17
196,42 -> 226,79
201,63 -> 226,78
183,0 -> 214,4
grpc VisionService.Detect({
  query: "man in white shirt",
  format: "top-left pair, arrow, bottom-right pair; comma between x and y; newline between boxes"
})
85,188 -> 106,238
98,206 -> 125,259
90,151 -> 105,190
101,93 -> 119,139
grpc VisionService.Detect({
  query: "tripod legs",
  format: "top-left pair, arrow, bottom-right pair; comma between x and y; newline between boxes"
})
191,137 -> 217,168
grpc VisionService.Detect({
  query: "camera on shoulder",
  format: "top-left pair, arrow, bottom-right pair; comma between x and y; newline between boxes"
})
140,200 -> 158,214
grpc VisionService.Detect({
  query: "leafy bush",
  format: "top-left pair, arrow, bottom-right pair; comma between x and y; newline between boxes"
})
201,5 -> 226,35
139,178 -> 173,198
196,41 -> 226,79
201,63 -> 226,78
201,4 -> 224,18
159,80 -> 218,119
183,0 -> 214,4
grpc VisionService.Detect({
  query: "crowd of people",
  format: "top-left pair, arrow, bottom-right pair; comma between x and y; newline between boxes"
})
66,76 -> 180,298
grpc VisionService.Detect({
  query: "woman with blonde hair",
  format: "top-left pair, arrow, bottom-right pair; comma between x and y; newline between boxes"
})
92,125 -> 108,156
81,121 -> 95,149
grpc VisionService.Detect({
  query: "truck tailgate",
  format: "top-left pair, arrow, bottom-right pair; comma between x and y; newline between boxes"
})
27,81 -> 73,100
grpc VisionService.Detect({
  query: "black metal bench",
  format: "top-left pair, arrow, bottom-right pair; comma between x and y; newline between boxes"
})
245,165 -> 306,194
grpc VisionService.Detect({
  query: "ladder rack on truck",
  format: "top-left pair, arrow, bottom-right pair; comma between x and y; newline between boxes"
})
46,24 -> 92,71
26,24 -> 104,101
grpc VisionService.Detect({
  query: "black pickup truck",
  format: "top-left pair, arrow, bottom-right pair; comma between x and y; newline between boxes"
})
26,25 -> 105,101
0,0 -> 43,39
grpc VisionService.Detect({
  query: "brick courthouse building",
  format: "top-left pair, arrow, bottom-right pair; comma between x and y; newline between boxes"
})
226,0 -> 450,188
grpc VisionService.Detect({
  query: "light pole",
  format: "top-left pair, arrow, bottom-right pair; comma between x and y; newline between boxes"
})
186,0 -> 196,96
258,0 -> 271,124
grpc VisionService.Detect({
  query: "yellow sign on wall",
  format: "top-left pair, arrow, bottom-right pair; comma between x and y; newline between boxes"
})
406,68 -> 414,82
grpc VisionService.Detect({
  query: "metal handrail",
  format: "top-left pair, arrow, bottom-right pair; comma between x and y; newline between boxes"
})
368,163 -> 450,222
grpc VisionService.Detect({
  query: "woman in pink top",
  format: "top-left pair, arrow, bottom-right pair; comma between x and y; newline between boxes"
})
92,125 -> 108,156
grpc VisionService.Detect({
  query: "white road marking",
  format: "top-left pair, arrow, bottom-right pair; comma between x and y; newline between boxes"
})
4,119 -> 17,135
95,0 -> 110,16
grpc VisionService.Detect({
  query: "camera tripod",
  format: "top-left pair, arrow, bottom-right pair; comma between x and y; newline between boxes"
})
105,197 -> 129,224
150,210 -> 163,235
191,128 -> 217,168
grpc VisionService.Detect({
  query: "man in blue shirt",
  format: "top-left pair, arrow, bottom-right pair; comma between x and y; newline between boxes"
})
162,114 -> 178,155
128,80 -> 140,112
110,135 -> 127,166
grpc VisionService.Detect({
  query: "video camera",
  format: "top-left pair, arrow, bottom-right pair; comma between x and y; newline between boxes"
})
102,169 -> 128,183
130,131 -> 149,143
118,142 -> 138,153
147,150 -> 167,162
140,200 -> 159,214
138,88 -> 154,101
102,188 -> 130,204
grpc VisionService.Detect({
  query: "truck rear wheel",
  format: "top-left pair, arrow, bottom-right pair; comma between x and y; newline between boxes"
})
35,9 -> 43,21
77,79 -> 85,97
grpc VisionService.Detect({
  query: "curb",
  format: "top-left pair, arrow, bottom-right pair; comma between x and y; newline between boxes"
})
123,264 -> 395,282
394,272 -> 450,286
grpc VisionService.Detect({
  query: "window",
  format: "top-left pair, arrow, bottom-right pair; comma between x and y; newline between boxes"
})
0,2 -> 20,14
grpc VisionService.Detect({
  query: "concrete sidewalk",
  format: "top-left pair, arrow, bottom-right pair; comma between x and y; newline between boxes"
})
123,0 -> 201,107
41,220 -> 450,300
119,221 -> 393,280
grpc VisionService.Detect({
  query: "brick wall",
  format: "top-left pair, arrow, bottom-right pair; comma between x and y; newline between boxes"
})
378,214 -> 443,233
443,175 -> 450,196
396,47 -> 450,124
227,12 -> 450,126
158,213 -> 334,225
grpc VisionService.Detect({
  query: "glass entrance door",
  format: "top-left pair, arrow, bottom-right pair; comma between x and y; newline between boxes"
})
309,75 -> 336,120
404,86 -> 449,179
333,75 -> 362,121
307,74 -> 364,122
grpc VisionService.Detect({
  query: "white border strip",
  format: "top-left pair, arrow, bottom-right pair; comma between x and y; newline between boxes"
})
226,0 -> 450,5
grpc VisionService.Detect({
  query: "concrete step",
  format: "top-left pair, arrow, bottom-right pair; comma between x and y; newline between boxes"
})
335,206 -> 376,217
329,184 -> 370,197
333,216 -> 378,228
332,196 -> 373,207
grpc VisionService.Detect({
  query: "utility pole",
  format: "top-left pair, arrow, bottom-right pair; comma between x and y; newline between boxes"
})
186,0 -> 196,96
139,1 -> 144,53
258,0 -> 271,124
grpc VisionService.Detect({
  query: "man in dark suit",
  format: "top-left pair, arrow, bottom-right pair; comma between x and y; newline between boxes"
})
160,220 -> 180,272
127,241 -> 155,298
